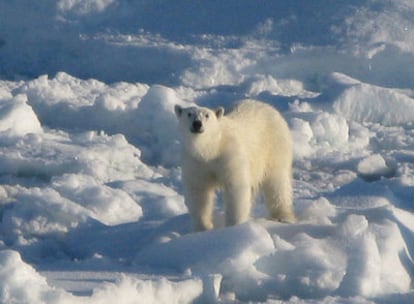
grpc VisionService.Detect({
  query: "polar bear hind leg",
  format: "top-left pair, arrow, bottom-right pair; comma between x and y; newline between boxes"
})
263,172 -> 295,223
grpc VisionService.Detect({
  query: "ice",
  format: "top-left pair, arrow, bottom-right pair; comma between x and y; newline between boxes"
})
0,1 -> 414,303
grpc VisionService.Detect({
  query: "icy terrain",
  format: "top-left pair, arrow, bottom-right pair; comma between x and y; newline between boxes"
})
0,1 -> 414,303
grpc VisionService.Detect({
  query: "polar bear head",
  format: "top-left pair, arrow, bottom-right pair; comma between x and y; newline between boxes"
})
174,105 -> 224,134
174,104 -> 225,160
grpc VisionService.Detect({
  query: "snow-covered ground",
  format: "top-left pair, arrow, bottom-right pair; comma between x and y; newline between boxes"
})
1,1 -> 414,303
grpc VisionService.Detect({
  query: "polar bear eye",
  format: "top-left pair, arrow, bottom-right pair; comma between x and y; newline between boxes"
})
205,113 -> 209,119
187,113 -> 192,118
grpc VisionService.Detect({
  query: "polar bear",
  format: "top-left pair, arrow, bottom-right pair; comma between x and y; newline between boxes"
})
174,99 -> 295,231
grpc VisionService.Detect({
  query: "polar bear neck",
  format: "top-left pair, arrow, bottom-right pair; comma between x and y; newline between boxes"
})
182,125 -> 224,162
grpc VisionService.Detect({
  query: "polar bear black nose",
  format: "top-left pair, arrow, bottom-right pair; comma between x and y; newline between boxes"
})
192,120 -> 203,132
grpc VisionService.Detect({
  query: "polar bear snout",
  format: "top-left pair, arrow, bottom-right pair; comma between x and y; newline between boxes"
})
191,120 -> 204,133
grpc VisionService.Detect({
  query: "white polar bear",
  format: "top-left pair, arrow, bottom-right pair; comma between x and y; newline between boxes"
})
175,99 -> 295,231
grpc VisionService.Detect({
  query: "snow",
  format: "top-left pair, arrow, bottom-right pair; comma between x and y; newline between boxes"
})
0,1 -> 414,303
136,222 -> 274,276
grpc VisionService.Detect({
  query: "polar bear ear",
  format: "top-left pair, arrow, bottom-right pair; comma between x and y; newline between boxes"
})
174,105 -> 183,117
215,107 -> 225,119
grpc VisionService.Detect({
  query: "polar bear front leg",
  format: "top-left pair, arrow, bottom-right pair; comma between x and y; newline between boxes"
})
223,180 -> 252,226
185,183 -> 215,231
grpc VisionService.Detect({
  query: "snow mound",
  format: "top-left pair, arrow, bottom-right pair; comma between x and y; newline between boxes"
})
0,250 -> 203,304
0,250 -> 71,304
52,174 -> 142,226
136,222 -> 274,275
17,73 -> 148,133
289,101 -> 370,158
357,154 -> 395,181
57,0 -> 116,16
336,214 -> 411,297
290,117 -> 314,158
310,112 -> 349,146
246,75 -> 317,98
1,186 -> 91,250
118,179 -> 187,220
88,276 -> 202,304
0,129 -> 153,183
0,95 -> 42,136
246,210 -> 412,301
333,74 -> 414,125
15,73 -> 181,166
136,85 -> 182,166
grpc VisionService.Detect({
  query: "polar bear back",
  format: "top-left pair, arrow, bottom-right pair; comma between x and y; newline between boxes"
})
223,100 -> 292,187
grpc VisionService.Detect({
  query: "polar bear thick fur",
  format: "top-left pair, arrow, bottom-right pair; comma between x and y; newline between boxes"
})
174,99 -> 295,231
